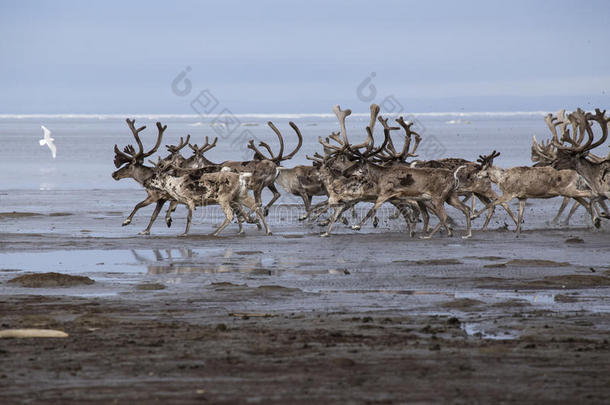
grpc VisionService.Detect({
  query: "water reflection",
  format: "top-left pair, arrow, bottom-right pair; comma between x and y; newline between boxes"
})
130,248 -> 271,275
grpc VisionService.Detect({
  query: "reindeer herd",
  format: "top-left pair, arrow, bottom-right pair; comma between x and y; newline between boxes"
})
112,105 -> 610,238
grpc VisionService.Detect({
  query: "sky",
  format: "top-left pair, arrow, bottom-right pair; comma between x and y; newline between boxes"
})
1,0 -> 609,113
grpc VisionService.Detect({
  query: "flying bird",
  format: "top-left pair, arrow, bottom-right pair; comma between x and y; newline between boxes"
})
39,125 -> 56,158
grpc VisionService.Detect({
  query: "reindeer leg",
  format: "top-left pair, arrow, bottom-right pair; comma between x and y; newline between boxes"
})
212,201 -> 235,236
573,197 -> 600,229
563,199 -> 581,225
298,193 -> 312,221
230,201 -> 245,234
598,199 -> 610,219
310,200 -> 330,223
263,184 -> 281,217
352,198 -> 388,230
241,193 -> 271,235
447,193 -> 472,239
552,196 -> 571,224
165,200 -> 178,227
321,203 -> 351,237
123,193 -> 156,226
139,199 -> 167,235
389,201 -> 418,237
180,203 -> 194,237
516,198 -> 526,234
422,201 -> 451,239
417,201 -> 430,235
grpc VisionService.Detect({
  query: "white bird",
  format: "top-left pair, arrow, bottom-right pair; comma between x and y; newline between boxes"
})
39,125 -> 56,159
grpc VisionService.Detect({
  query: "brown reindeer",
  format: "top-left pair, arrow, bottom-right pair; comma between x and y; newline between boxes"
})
472,151 -> 599,233
311,105 -> 470,238
112,119 -> 168,235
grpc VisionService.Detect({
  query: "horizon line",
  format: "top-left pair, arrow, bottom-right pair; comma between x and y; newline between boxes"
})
0,111 -> 557,120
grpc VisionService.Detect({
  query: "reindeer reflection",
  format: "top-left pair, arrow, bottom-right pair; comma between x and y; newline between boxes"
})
130,249 -> 268,275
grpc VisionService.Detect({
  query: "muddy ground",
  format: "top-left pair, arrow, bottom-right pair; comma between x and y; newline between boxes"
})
1,191 -> 609,403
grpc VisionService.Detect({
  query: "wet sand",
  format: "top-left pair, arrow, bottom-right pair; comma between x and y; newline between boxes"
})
1,190 -> 609,403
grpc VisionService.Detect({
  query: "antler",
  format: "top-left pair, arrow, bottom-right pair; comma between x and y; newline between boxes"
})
166,134 -> 191,154
189,136 -> 218,155
143,122 -> 166,158
374,116 -> 402,161
114,119 -> 165,167
553,108 -> 609,154
477,150 -> 501,168
333,105 -> 352,146
395,117 -> 422,160
531,135 -> 556,164
125,118 -> 146,157
279,122 -> 303,161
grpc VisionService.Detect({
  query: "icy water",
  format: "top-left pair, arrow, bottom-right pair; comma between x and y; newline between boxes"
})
0,112 -> 556,190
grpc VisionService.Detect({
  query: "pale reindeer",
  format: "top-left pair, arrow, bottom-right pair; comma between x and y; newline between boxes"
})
193,121 -> 303,217
549,108 -> 610,219
472,150 -> 599,233
148,157 -> 270,236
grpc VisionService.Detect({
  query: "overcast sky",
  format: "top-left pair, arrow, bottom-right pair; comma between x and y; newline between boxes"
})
1,0 -> 609,113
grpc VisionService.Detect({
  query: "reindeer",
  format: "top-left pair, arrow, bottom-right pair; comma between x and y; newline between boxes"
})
472,151 -> 599,233
531,130 -> 608,225
310,105 -> 470,238
374,116 -> 518,231
194,122 -> 303,217
548,108 -> 610,219
113,120 -> 260,234
277,104 -> 383,222
411,157 -> 518,230
275,165 -> 327,221
148,157 -> 270,236
112,118 -> 169,235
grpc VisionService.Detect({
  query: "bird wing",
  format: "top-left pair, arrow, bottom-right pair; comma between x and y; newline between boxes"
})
47,139 -> 57,159
41,125 -> 52,140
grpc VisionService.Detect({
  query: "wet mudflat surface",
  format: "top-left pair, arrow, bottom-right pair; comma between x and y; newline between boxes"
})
1,190 -> 609,403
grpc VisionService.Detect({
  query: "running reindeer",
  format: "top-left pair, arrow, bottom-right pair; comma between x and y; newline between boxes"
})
548,108 -> 610,219
309,105 -> 472,238
472,150 -> 599,233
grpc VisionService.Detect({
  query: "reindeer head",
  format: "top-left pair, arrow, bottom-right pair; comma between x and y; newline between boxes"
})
112,118 -> 166,181
186,136 -> 218,167
475,150 -> 501,179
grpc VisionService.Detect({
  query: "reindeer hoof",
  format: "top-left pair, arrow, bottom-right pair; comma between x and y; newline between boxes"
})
266,231 -> 273,236
420,235 -> 432,240
263,208 -> 270,217
298,215 -> 307,221
594,217 -> 601,228
409,231 -> 416,238
340,217 -> 348,226
122,220 -> 131,226
351,225 -> 361,231
600,212 -> 610,219
166,218 -> 172,228
179,233 -> 189,237
462,234 -> 472,239
320,232 -> 330,237
138,230 -> 150,236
